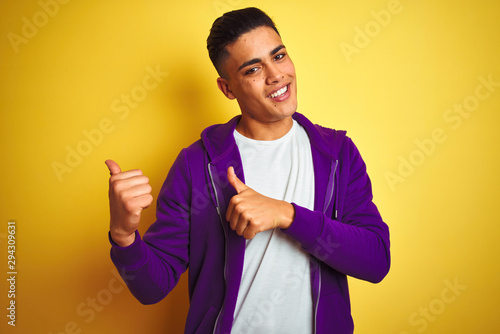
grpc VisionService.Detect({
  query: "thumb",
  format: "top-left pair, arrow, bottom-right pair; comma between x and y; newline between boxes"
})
105,159 -> 122,175
227,166 -> 248,194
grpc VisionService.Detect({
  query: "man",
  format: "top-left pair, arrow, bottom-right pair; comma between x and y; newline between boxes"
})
106,7 -> 390,334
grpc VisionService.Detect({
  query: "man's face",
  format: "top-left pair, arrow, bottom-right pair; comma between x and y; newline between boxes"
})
218,26 -> 297,125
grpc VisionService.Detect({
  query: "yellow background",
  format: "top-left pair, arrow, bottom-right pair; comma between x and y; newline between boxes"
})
1,0 -> 499,333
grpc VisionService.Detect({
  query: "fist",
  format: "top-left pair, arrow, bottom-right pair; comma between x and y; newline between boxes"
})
226,166 -> 295,239
105,159 -> 153,247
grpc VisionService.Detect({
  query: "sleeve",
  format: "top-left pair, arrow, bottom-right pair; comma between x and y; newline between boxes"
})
109,149 -> 191,304
282,138 -> 390,283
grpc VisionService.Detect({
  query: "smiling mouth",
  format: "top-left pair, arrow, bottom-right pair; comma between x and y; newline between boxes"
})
268,85 -> 289,98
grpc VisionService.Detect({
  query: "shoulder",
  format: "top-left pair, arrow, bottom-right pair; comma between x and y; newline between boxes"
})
293,112 -> 349,158
185,139 -> 205,155
312,123 -> 364,169
314,123 -> 348,145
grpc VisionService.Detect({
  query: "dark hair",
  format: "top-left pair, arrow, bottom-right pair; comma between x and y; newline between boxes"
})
207,7 -> 280,78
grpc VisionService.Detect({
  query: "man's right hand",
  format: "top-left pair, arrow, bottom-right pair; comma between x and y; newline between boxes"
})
105,159 -> 153,247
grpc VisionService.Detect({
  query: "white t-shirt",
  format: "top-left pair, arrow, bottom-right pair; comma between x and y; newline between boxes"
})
231,119 -> 315,334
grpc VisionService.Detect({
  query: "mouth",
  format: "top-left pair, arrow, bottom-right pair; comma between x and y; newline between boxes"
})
267,84 -> 290,99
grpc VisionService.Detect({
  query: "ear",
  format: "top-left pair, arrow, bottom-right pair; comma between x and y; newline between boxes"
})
217,77 -> 236,100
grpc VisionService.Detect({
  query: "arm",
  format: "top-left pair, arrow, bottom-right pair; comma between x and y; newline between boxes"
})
225,138 -> 390,283
282,138 -> 390,283
107,150 -> 191,304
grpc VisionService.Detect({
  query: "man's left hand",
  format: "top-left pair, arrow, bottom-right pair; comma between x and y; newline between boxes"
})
226,166 -> 295,239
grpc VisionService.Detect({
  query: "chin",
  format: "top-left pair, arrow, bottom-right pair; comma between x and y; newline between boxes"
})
283,101 -> 298,117
270,108 -> 296,123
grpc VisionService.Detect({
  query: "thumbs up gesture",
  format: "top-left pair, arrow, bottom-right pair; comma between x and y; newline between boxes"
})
105,160 -> 153,247
226,167 -> 295,239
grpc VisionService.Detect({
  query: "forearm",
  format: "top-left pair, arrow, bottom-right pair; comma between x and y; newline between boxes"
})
282,204 -> 390,283
109,230 -> 181,304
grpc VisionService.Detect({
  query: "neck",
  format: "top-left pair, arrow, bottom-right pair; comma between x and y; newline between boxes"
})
236,114 -> 294,141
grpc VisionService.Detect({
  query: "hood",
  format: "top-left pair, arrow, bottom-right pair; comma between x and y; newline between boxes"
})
200,112 -> 347,163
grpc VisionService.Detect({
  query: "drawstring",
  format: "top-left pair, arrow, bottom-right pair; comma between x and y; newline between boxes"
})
334,160 -> 339,220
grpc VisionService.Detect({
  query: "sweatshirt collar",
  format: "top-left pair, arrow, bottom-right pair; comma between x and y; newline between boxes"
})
201,112 -> 346,162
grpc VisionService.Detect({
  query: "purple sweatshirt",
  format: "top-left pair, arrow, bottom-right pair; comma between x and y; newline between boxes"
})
109,112 -> 390,334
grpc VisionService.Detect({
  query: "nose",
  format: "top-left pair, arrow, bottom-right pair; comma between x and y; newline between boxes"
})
265,63 -> 284,85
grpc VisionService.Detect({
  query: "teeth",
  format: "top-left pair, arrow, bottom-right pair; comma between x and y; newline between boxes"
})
269,85 -> 288,98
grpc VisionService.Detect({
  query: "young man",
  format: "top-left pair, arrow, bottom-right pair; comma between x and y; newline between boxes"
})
106,7 -> 390,334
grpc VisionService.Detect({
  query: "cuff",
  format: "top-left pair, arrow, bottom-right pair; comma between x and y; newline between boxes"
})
280,203 -> 324,250
109,230 -> 148,269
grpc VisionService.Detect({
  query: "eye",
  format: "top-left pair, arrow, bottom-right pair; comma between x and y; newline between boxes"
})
245,67 -> 258,75
274,53 -> 286,61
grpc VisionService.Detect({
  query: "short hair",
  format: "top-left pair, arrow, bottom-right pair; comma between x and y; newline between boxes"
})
207,7 -> 280,78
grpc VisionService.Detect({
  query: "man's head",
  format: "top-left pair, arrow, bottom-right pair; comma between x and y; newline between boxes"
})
207,7 -> 280,79
207,8 -> 298,131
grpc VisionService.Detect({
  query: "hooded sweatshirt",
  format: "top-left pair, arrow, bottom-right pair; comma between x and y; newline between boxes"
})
109,112 -> 391,334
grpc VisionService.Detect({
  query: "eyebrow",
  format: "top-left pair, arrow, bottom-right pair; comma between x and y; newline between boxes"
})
237,45 -> 286,72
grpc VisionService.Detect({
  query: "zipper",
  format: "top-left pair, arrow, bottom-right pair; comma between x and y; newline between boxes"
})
323,160 -> 338,214
314,262 -> 321,334
334,160 -> 339,220
315,159 -> 337,333
208,163 -> 227,334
